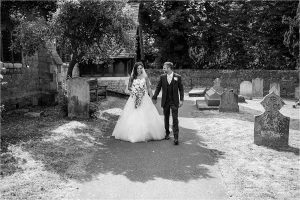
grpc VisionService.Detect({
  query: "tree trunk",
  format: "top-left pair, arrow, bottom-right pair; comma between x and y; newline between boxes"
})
67,54 -> 78,78
66,52 -> 84,78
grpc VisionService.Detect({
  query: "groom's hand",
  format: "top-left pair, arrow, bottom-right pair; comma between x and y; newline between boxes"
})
179,100 -> 183,107
152,99 -> 157,104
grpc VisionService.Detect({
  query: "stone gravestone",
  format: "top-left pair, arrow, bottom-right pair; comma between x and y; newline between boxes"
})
188,87 -> 207,97
219,89 -> 239,112
67,78 -> 90,118
269,82 -> 280,96
72,63 -> 80,78
205,78 -> 224,106
254,92 -> 290,148
239,81 -> 252,99
252,78 -> 263,98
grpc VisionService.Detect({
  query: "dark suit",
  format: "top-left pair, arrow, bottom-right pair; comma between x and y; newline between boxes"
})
152,73 -> 184,140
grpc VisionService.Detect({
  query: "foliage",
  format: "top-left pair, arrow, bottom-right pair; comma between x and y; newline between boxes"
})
1,0 -> 57,21
54,0 -> 135,76
282,1 -> 300,68
12,17 -> 56,56
140,0 -> 299,70
11,0 -> 136,77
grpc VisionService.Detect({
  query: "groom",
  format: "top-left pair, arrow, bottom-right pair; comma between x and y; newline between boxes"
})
152,62 -> 184,145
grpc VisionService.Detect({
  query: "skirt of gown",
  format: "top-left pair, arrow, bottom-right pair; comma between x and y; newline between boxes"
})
112,93 -> 165,143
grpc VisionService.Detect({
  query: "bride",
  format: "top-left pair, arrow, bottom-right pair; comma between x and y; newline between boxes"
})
112,62 -> 165,143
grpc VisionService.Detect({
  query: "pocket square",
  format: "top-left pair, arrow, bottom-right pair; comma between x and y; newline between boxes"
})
174,77 -> 178,81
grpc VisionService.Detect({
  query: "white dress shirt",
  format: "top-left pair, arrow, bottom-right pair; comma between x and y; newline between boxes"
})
167,72 -> 173,85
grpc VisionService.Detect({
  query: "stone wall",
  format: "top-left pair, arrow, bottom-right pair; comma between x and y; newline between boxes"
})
58,64 -> 130,97
79,76 -> 130,94
146,69 -> 299,98
97,77 -> 130,94
1,47 -> 62,110
1,54 -> 40,110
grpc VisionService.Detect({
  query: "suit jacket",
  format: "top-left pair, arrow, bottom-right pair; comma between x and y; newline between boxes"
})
152,73 -> 184,107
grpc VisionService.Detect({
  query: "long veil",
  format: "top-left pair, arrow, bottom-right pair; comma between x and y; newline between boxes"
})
142,68 -> 151,87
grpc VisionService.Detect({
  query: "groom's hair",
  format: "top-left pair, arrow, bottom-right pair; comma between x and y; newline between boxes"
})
164,62 -> 173,69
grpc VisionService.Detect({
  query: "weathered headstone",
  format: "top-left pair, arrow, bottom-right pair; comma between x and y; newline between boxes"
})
254,92 -> 290,148
252,78 -> 263,98
188,87 -> 207,97
269,82 -> 280,96
219,90 -> 239,112
205,78 -> 224,106
72,63 -> 80,78
239,81 -> 252,99
67,78 -> 90,118
295,86 -> 300,99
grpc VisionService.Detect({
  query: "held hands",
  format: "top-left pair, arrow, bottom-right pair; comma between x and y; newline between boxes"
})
179,100 -> 183,107
152,99 -> 157,104
129,90 -> 133,96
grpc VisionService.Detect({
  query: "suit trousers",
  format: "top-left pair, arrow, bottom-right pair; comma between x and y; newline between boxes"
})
163,102 -> 179,140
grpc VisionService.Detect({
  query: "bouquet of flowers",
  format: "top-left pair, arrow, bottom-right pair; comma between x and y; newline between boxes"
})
131,79 -> 146,108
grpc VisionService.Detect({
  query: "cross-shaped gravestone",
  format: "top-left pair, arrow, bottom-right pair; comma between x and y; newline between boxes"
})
254,92 -> 290,148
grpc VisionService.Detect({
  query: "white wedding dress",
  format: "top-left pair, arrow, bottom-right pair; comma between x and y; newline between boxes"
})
112,78 -> 165,143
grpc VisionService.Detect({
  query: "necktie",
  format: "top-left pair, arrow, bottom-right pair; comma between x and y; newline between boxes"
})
167,75 -> 172,84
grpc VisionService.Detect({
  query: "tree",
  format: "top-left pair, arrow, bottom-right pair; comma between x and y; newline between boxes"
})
140,0 -> 298,70
1,0 -> 57,21
1,0 -> 57,62
12,0 -> 135,77
283,0 -> 300,68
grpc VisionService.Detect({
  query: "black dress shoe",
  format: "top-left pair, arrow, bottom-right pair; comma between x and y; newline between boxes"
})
174,139 -> 179,145
165,135 -> 170,140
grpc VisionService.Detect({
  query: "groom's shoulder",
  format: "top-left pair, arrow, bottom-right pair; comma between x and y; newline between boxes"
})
160,74 -> 166,78
174,73 -> 181,77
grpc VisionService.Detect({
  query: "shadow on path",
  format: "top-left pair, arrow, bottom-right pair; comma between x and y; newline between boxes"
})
20,97 -> 225,183
22,117 -> 225,183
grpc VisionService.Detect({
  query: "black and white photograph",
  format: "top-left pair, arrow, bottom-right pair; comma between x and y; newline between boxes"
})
0,0 -> 299,199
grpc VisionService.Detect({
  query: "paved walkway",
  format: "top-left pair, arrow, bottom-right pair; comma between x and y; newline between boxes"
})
70,97 -> 228,200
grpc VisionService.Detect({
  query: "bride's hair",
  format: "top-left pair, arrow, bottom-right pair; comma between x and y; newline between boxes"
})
131,62 -> 144,80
